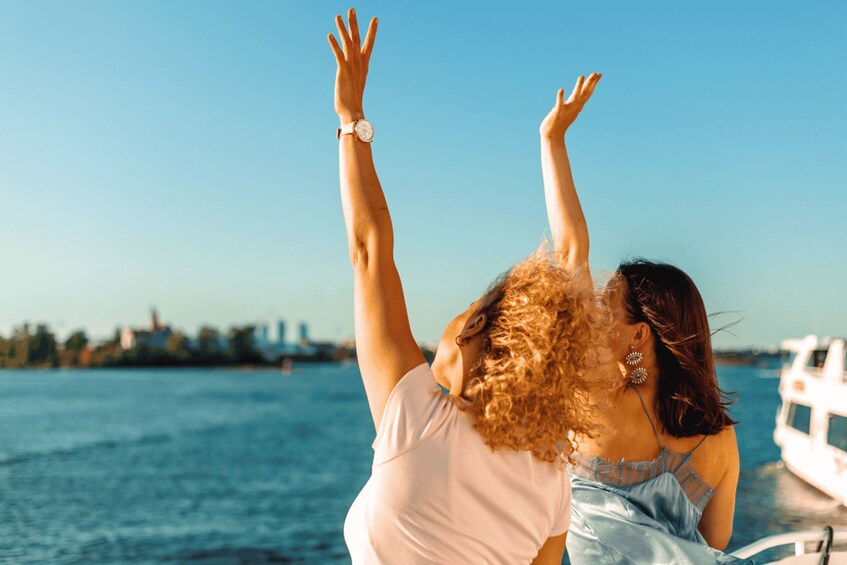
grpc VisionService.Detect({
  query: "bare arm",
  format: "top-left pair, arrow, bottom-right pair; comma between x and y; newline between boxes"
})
328,10 -> 425,430
539,74 -> 601,272
698,427 -> 739,550
531,533 -> 567,565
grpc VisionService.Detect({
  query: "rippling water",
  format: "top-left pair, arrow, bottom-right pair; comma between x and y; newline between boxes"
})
1,364 -> 845,563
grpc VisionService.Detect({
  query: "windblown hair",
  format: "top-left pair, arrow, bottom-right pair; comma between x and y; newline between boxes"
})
459,249 -> 613,465
616,259 -> 737,437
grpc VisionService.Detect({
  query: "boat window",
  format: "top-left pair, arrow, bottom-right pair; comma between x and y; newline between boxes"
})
805,350 -> 828,370
827,413 -> 847,452
786,402 -> 812,434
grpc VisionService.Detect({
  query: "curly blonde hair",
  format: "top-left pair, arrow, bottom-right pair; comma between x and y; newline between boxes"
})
459,247 -> 614,465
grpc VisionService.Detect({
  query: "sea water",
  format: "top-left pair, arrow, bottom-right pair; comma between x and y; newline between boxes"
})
1,364 -> 845,563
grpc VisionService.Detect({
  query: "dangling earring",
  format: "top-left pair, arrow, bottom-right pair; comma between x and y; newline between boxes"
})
625,347 -> 647,385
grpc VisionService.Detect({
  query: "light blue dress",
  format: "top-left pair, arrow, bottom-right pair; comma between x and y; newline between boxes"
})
566,389 -> 753,564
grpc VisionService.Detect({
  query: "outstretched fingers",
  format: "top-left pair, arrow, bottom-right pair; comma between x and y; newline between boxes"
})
333,10 -> 376,64
328,33 -> 344,64
361,17 -> 378,60
348,8 -> 361,49
335,14 -> 353,56
567,76 -> 585,104
581,73 -> 601,100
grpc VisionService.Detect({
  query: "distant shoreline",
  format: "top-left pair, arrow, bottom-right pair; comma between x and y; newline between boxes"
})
713,351 -> 782,368
0,356 -> 352,371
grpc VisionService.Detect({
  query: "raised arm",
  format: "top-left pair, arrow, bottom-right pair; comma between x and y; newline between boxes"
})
538,74 -> 601,272
328,10 -> 424,429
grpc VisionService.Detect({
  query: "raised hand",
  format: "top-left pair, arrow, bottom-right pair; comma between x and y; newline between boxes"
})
539,73 -> 601,139
327,8 -> 378,123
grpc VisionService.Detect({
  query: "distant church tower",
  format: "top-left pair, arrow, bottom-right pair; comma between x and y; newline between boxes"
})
151,308 -> 160,330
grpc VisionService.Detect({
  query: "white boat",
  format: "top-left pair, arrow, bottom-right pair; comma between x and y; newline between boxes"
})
774,335 -> 847,507
729,337 -> 847,562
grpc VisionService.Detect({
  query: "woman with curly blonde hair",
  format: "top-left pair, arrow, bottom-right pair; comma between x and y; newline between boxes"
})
328,10 -> 609,564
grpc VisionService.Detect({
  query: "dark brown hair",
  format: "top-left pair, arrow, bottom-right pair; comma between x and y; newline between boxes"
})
617,259 -> 736,437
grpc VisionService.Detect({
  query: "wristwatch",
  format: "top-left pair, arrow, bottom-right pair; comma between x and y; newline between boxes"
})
337,118 -> 375,143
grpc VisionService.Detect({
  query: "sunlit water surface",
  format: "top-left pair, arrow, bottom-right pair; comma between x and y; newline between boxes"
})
1,364 -> 845,563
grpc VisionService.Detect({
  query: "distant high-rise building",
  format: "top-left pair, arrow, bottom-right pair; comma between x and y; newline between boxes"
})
299,322 -> 309,343
254,323 -> 270,345
277,321 -> 287,345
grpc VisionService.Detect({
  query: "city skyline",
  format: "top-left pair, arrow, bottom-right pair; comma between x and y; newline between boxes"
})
3,308 -> 319,347
2,1 -> 845,348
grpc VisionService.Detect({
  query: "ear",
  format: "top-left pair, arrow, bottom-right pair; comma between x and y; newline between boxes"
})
630,322 -> 652,349
457,312 -> 488,344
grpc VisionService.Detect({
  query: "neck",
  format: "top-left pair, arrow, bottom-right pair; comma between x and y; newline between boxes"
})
432,353 -> 470,397
633,373 -> 658,402
630,369 -> 662,433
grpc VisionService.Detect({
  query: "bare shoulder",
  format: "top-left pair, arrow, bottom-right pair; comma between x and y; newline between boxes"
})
715,425 -> 739,457
718,425 -> 740,470
691,425 -> 739,487
698,424 -> 738,453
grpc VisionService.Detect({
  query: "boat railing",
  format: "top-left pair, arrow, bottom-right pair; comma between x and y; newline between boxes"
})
731,528 -> 847,560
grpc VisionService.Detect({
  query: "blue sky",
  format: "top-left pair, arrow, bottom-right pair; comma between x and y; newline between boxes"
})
1,1 -> 844,348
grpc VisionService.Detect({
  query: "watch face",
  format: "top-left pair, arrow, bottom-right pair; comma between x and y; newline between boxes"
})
355,120 -> 374,142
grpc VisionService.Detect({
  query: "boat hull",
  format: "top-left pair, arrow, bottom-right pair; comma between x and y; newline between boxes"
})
775,336 -> 847,508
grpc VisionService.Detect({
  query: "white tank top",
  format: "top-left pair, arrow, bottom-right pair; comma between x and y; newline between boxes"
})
344,363 -> 571,564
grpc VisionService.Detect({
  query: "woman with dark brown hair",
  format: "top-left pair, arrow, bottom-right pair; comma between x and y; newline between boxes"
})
539,76 -> 750,564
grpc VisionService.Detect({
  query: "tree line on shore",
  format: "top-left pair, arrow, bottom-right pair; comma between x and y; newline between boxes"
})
0,323 -> 354,369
